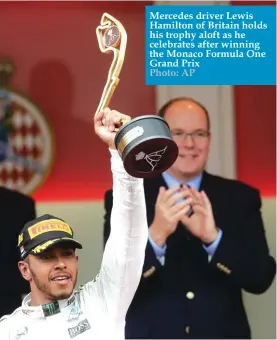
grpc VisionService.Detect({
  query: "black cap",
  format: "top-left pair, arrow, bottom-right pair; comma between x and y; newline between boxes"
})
17,214 -> 82,260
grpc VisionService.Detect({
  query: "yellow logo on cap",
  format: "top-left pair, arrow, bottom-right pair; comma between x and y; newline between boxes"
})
32,239 -> 57,253
18,233 -> 23,246
28,219 -> 72,239
32,237 -> 76,254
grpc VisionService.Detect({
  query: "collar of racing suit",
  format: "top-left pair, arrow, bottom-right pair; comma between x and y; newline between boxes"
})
21,292 -> 76,318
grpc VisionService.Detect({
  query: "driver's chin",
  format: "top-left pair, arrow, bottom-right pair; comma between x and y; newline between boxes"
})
49,283 -> 74,300
51,289 -> 73,301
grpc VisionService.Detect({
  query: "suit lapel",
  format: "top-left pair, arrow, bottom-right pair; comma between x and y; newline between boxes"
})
199,170 -> 210,192
144,175 -> 168,197
199,171 -> 225,230
143,175 -> 167,226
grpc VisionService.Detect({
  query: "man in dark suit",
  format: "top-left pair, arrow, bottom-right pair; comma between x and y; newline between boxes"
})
0,186 -> 36,317
103,97 -> 276,339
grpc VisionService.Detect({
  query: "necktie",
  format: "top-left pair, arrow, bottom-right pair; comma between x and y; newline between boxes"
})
180,184 -> 194,217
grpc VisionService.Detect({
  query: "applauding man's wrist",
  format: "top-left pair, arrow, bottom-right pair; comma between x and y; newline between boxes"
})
201,227 -> 219,245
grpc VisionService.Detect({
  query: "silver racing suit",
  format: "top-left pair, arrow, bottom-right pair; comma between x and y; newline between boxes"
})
0,149 -> 148,340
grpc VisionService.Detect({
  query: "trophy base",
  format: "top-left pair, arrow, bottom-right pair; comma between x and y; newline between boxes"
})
115,115 -> 178,178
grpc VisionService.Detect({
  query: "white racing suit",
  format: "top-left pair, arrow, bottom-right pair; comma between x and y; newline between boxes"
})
0,149 -> 148,340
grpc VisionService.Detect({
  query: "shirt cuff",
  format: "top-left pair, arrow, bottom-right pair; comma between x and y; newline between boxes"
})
202,228 -> 223,257
148,233 -> 167,257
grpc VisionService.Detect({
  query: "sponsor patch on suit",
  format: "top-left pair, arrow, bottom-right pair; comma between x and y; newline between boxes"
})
68,319 -> 91,338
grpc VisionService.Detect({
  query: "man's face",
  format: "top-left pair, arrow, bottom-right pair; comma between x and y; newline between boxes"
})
164,100 -> 211,180
19,246 -> 79,304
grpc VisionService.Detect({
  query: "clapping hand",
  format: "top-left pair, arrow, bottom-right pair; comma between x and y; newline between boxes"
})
180,186 -> 218,244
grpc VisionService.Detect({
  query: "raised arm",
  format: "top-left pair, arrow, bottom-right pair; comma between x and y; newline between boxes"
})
101,147 -> 148,315
81,108 -> 148,324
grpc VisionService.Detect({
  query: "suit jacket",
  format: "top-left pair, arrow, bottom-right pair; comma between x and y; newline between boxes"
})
0,186 -> 36,316
103,171 -> 276,339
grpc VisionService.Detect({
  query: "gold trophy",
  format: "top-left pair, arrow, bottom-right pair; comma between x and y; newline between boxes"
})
96,13 -> 178,178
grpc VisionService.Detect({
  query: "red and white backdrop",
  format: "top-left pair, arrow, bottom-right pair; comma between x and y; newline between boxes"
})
0,1 -> 275,338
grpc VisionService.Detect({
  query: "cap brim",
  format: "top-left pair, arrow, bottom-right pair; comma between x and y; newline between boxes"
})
30,237 -> 83,255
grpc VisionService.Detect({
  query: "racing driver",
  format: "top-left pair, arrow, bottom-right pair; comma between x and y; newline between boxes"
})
0,108 -> 192,340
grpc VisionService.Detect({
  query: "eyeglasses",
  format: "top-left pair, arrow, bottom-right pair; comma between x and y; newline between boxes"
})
171,130 -> 210,142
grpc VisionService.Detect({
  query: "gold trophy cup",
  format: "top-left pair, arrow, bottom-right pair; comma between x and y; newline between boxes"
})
96,13 -> 178,178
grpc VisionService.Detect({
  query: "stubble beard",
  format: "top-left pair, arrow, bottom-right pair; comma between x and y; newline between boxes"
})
30,267 -> 78,301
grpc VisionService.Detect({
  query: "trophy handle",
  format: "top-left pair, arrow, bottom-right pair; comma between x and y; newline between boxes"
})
95,14 -> 179,179
95,13 -> 127,116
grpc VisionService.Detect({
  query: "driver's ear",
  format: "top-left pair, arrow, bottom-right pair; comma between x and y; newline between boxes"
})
18,259 -> 32,282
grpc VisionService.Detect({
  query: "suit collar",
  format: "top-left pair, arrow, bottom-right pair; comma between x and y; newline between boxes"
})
144,175 -> 167,191
199,171 -> 215,192
162,171 -> 203,191
144,170 -> 215,195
